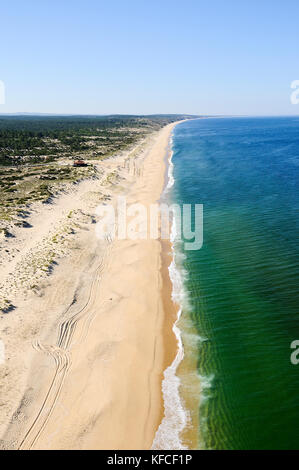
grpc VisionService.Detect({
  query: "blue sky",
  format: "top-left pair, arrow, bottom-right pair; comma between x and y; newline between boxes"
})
1,0 -> 299,115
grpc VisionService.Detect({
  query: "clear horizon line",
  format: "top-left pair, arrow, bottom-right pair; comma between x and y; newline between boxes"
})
0,112 -> 298,118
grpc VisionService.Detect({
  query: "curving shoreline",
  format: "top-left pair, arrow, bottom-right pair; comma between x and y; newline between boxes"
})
152,127 -> 188,450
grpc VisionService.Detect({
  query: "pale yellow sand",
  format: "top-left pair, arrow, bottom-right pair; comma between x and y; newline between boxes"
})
0,121 -> 181,450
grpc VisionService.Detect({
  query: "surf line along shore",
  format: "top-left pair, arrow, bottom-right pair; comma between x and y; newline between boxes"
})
9,120 -> 184,450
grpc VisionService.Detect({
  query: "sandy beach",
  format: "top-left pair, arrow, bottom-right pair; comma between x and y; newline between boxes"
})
0,121 -> 181,450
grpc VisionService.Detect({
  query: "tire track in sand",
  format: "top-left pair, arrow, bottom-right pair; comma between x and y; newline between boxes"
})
18,238 -> 113,450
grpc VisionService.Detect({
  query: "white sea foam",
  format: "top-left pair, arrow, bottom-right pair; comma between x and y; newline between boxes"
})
152,134 -> 189,450
165,137 -> 175,191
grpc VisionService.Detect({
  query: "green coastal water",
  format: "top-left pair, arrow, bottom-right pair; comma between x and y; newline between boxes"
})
171,117 -> 299,450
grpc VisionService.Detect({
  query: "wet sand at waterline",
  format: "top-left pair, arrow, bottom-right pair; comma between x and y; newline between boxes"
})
0,121 -> 182,450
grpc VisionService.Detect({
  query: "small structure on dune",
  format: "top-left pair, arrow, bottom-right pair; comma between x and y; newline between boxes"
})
73,159 -> 88,167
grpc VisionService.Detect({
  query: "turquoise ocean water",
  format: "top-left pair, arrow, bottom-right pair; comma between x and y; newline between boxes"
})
170,117 -> 299,450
